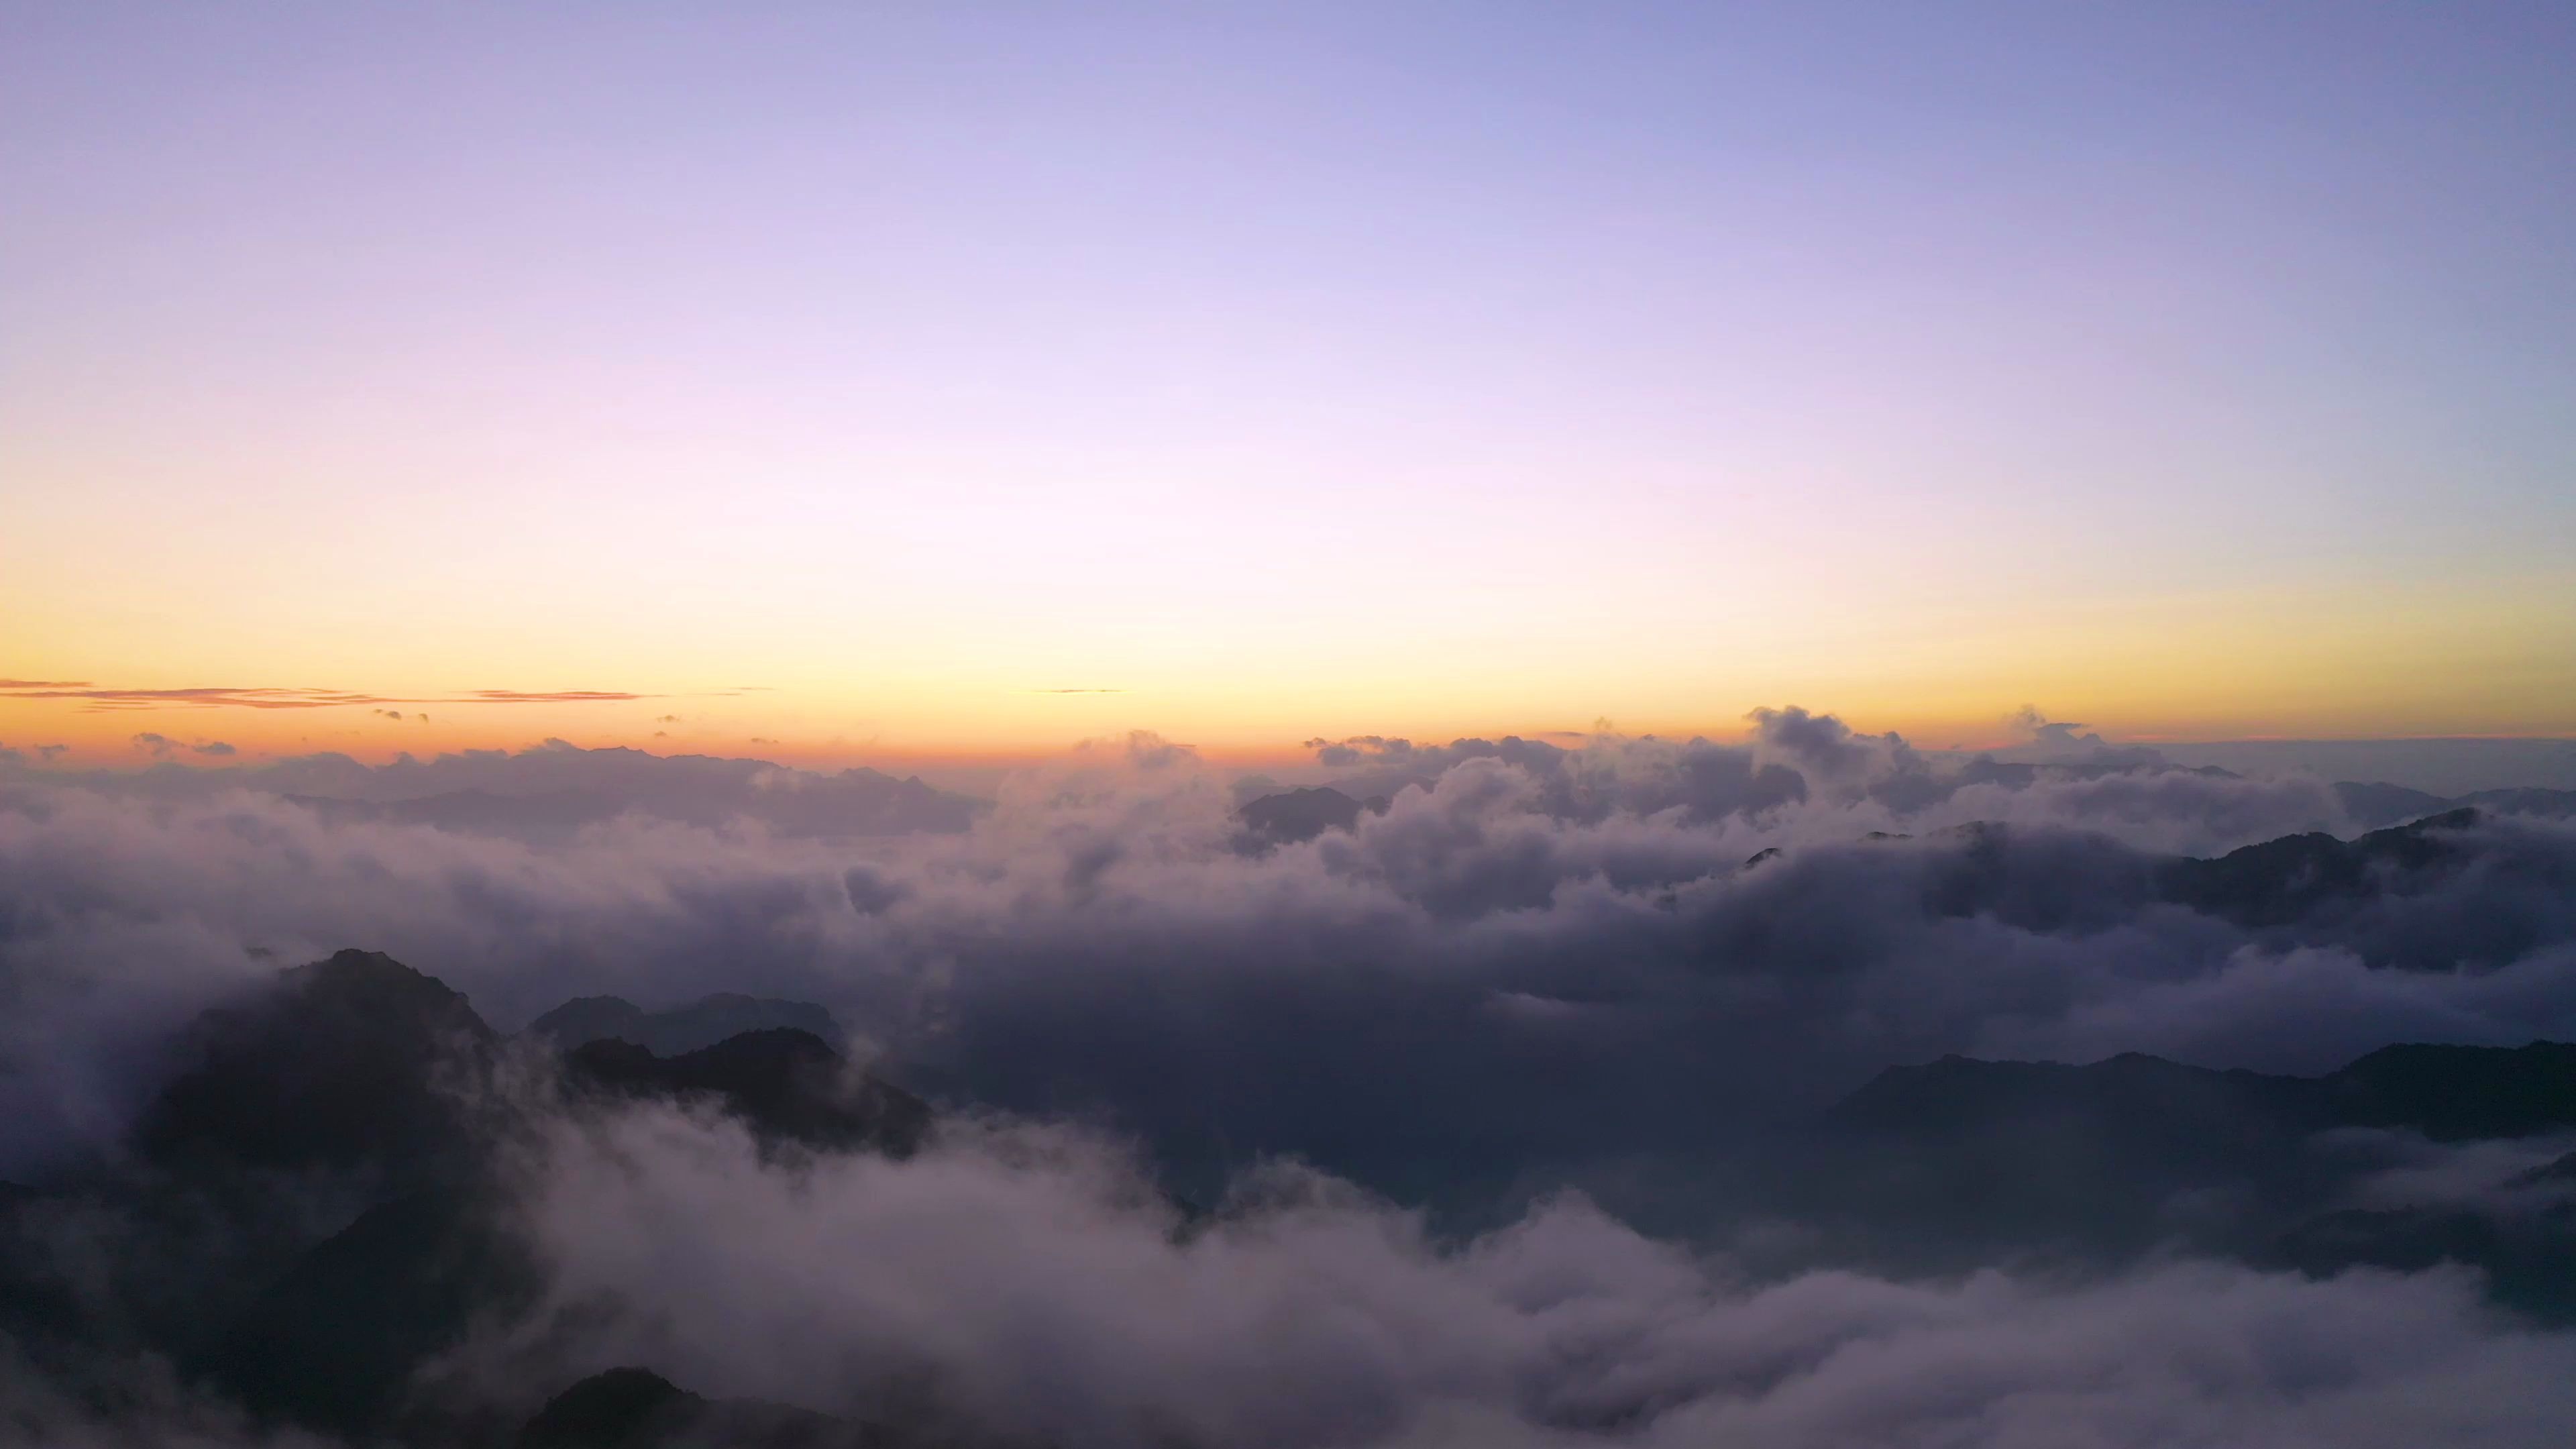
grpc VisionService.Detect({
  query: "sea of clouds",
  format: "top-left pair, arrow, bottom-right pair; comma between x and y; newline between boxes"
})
6,708 -> 2576,1445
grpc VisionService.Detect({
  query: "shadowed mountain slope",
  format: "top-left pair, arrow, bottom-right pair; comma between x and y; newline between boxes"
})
132,948 -> 499,1181
194,1188 -> 537,1438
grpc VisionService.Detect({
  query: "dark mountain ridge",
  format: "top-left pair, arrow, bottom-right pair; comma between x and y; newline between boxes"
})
2154,808 -> 2481,929
529,991 -> 843,1057
2334,780 -> 2576,828
1831,1038 -> 2576,1144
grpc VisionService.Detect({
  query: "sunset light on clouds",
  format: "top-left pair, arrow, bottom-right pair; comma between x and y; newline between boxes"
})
15,9 -> 2576,1447
5,1 -> 2572,766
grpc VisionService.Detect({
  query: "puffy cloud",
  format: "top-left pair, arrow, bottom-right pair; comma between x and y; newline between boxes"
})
8,711 -> 2576,1444
2,711 -> 2569,1199
1295,712 -> 2314,838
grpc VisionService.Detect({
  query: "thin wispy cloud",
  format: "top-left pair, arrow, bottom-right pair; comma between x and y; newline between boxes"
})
32,686 -> 391,711
462,690 -> 650,704
0,683 -> 651,712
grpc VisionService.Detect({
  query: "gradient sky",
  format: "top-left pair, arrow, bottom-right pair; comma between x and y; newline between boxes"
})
5,2 -> 2572,765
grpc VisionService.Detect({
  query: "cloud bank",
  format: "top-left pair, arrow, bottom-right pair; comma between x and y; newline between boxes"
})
4,710 -> 2573,1199
5,708 -> 2576,1445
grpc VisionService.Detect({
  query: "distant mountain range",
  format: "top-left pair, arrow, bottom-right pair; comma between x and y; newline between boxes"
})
529,991 -> 843,1057
1234,780 -> 2576,851
2333,781 -> 2576,828
1832,1039 -> 2576,1144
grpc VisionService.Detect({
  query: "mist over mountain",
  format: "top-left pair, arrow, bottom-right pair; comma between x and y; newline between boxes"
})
6,709 -> 2576,1445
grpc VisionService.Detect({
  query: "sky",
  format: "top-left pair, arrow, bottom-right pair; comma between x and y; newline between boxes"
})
4,1 -> 2572,767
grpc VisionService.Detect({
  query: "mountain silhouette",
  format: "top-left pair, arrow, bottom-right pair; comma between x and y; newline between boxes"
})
131,948 -> 498,1181
1235,786 -> 1391,847
531,991 -> 843,1057
517,1366 -> 883,1448
2334,781 -> 2576,829
564,1028 -> 929,1155
2155,808 -> 2481,930
1830,1040 -> 2576,1157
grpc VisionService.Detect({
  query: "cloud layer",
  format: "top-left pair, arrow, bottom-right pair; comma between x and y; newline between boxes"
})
5,710 -> 2573,1198
7,709 -> 2576,1445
